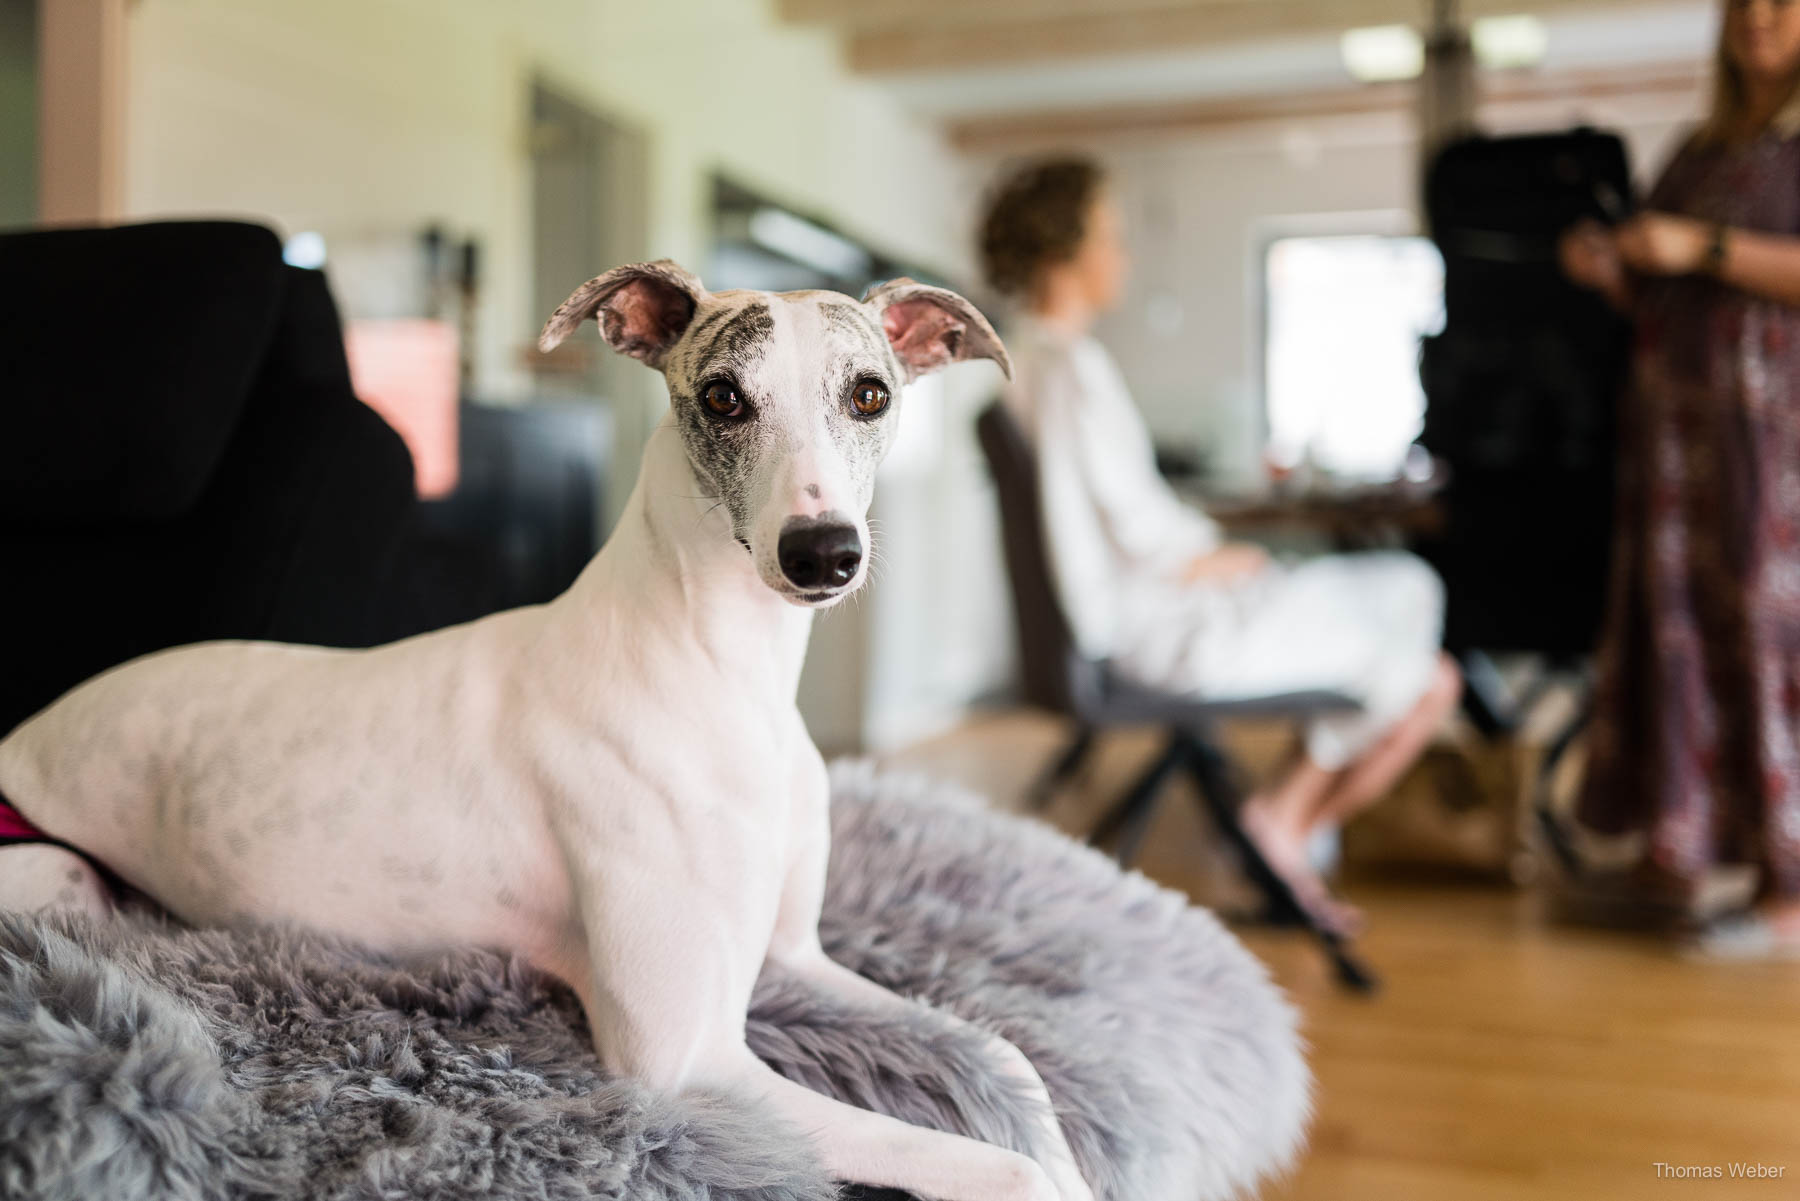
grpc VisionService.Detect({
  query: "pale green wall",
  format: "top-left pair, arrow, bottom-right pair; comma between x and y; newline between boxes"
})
0,0 -> 35,228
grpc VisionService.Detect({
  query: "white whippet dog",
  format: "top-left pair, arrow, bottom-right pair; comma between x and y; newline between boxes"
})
0,261 -> 1095,1201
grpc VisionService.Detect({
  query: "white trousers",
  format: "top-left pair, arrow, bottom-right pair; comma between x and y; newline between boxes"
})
1115,551 -> 1446,771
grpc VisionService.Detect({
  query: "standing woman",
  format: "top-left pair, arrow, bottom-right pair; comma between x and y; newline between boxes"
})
1564,0 -> 1800,952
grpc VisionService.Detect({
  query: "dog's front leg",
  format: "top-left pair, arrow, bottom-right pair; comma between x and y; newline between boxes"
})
563,932 -> 1061,1201
775,950 -> 1095,1201
712,1046 -> 1061,1201
771,751 -> 1094,1201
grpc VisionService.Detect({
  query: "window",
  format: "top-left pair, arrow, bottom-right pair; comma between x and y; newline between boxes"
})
1263,234 -> 1444,480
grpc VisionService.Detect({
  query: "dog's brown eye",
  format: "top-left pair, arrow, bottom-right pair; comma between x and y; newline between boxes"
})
850,380 -> 890,418
702,380 -> 746,419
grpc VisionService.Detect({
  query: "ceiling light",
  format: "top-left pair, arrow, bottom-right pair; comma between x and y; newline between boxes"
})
1341,25 -> 1424,83
1473,14 -> 1548,69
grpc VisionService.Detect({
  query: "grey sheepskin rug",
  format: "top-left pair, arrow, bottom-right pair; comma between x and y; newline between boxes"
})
0,762 -> 1310,1201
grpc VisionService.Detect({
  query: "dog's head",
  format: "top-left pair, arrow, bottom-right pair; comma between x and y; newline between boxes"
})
540,261 -> 1010,608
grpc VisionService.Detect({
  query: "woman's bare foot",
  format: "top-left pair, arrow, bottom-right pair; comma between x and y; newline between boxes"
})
1240,803 -> 1362,937
1313,892 -> 1366,938
1758,898 -> 1800,948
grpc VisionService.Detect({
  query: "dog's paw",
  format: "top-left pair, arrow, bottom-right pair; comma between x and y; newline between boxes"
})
984,1154 -> 1060,1201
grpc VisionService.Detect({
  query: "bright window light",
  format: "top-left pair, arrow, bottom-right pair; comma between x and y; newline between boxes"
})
282,230 -> 327,269
1473,14 -> 1548,69
1264,234 -> 1444,480
747,208 -> 872,280
1341,25 -> 1424,83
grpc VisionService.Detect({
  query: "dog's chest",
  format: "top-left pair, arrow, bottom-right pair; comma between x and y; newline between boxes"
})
560,700 -> 807,873
540,703 -> 815,984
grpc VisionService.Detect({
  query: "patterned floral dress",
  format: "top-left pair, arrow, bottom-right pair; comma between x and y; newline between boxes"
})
1578,128 -> 1800,904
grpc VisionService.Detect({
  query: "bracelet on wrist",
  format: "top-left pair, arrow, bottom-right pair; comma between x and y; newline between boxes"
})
1703,224 -> 1731,275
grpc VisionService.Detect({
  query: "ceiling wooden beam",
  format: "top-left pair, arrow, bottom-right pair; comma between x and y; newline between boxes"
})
778,0 -> 1243,27
947,58 -> 1706,152
824,0 -> 1681,75
951,82 -> 1415,153
849,1 -> 1414,73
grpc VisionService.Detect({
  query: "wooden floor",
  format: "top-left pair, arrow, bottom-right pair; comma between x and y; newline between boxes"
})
881,711 -> 1800,1201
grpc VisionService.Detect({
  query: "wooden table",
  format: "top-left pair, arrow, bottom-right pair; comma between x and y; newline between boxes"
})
1197,480 -> 1447,549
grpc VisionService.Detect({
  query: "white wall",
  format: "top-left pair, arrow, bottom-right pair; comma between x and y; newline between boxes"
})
123,0 -> 971,408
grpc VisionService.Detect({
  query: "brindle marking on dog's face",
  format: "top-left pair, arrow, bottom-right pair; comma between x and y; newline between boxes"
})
659,290 -> 904,606
664,300 -> 778,535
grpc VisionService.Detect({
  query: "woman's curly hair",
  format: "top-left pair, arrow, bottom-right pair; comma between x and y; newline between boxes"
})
978,157 -> 1106,298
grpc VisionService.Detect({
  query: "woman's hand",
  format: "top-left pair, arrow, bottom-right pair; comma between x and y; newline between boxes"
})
1559,218 -> 1626,294
1183,543 -> 1270,584
1615,213 -> 1713,276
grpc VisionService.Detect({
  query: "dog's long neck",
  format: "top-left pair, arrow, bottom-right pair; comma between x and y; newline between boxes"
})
548,418 -> 815,705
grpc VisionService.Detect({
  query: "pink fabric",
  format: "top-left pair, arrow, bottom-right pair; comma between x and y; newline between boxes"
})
343,319 -> 461,500
0,797 -> 47,842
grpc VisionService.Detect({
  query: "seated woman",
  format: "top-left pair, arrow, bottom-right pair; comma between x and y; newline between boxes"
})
980,158 -> 1462,932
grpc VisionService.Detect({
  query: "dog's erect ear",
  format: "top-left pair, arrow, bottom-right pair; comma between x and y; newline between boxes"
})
862,278 -> 1012,383
538,260 -> 707,367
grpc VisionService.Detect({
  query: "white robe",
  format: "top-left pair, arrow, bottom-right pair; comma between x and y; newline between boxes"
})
1001,317 -> 1444,770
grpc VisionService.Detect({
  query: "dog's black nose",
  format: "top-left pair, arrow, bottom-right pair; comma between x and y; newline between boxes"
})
778,523 -> 863,590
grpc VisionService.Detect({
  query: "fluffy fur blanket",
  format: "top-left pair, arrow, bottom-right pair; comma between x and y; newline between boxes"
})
0,762 -> 1309,1201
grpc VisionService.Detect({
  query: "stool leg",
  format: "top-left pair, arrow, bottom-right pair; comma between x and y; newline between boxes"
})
1026,724 -> 1096,812
1087,735 -> 1184,868
1533,690 -> 1594,878
1178,731 -> 1381,995
1458,648 -> 1521,737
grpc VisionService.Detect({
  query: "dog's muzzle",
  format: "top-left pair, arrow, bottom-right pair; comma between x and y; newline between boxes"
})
777,520 -> 863,592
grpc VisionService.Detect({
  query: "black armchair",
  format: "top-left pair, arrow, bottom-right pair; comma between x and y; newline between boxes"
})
0,221 -> 422,738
